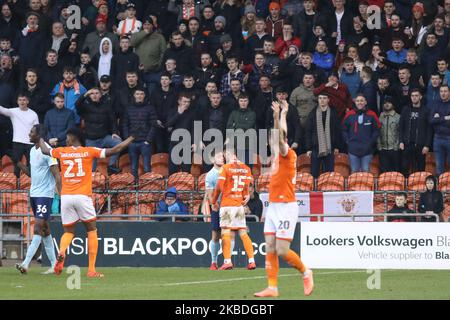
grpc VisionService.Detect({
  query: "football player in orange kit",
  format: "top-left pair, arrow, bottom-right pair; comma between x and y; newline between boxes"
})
39,127 -> 134,278
211,148 -> 256,270
254,100 -> 314,297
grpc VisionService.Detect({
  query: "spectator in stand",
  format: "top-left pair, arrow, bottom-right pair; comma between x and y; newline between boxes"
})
418,175 -> 444,222
76,50 -> 99,91
93,37 -> 113,81
387,192 -> 416,222
359,66 -> 377,112
168,0 -> 204,24
244,182 -> 263,223
122,88 -> 157,179
44,93 -> 75,148
312,39 -> 335,76
342,94 -> 381,173
0,94 -> 39,177
339,57 -> 361,99
220,56 -> 245,96
38,49 -> 63,94
111,36 -> 140,89
18,12 -> 46,71
215,34 -> 242,69
377,97 -> 401,173
253,74 -> 274,130
155,187 -> 190,222
245,53 -> 272,94
226,93 -> 256,166
274,21 -> 301,60
167,93 -> 196,175
244,17 -> 270,64
207,15 -> 227,57
117,3 -> 142,37
314,72 -> 353,120
436,58 -> 450,85
292,0 -> 322,52
45,22 -> 69,55
399,89 -> 432,176
150,72 -> 178,154
305,93 -> 341,178
327,0 -> 354,52
266,86 -> 301,154
426,73 -> 442,110
419,33 -> 442,83
19,69 -> 50,123
162,31 -> 195,75
429,84 -> 450,176
51,67 -> 87,124
82,16 -> 118,59
117,70 -> 145,119
266,2 -> 284,38
392,66 -> 419,114
387,37 -> 407,64
194,52 -> 220,90
185,17 -> 209,65
131,15 -> 166,95
75,87 -> 121,174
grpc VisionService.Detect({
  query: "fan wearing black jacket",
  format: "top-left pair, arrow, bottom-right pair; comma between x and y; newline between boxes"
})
387,192 -> 416,222
122,88 -> 157,178
75,88 -> 121,174
418,175 -> 444,222
398,89 -> 432,177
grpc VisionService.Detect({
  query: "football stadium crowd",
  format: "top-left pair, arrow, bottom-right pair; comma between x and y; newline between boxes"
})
0,0 -> 449,222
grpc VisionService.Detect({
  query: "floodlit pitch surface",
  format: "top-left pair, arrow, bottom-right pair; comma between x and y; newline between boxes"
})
1,267 -> 450,299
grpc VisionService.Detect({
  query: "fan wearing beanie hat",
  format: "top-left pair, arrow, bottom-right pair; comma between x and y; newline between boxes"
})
214,15 -> 227,28
241,5 -> 257,39
267,2 -> 284,38
117,2 -> 142,36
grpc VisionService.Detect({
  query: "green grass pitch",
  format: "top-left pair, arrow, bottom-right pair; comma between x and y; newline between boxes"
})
1,267 -> 450,300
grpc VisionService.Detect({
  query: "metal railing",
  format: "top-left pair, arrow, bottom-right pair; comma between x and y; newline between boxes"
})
297,213 -> 441,222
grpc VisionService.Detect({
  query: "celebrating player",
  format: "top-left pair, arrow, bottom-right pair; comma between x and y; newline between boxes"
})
254,100 -> 314,298
15,124 -> 61,275
211,149 -> 256,270
39,128 -> 134,278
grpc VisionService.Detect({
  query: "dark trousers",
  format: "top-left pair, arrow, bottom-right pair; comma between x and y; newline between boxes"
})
168,142 -> 192,175
128,141 -> 152,178
379,149 -> 401,173
401,144 -> 425,176
12,142 -> 32,178
154,127 -> 169,154
311,151 -> 334,178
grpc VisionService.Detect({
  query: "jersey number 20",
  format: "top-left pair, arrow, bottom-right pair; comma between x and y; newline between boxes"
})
63,159 -> 86,178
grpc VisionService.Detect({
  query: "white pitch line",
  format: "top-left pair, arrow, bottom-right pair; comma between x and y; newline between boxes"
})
158,270 -> 371,287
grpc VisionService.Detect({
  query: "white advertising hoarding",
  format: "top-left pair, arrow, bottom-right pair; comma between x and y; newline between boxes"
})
260,192 -> 374,222
300,222 -> 450,269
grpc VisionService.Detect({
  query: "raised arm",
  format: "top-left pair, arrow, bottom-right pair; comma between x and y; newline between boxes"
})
105,136 -> 135,157
278,101 -> 289,156
39,138 -> 52,156
0,105 -> 12,117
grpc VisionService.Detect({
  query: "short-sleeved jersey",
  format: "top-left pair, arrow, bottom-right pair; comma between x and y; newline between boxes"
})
30,145 -> 58,198
215,162 -> 253,207
50,146 -> 106,196
269,148 -> 297,203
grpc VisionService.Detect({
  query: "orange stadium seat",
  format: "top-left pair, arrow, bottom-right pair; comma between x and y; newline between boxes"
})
118,154 -> 131,174
109,172 -> 136,206
296,172 -> 314,191
407,171 -> 432,191
296,153 -> 311,173
19,174 -> 31,190
377,172 -> 405,191
334,153 -> 350,178
256,172 -> 271,192
92,172 -> 107,190
317,172 -> 345,191
168,172 -> 195,200
197,173 -> 207,191
370,154 -> 380,177
1,155 -> 14,173
348,172 -> 375,191
151,153 -> 169,177
139,172 -> 165,202
0,172 -> 17,190
425,152 -> 436,176
127,203 -> 155,220
439,172 -> 450,192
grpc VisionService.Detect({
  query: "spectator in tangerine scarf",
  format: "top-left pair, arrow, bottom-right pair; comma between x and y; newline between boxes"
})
50,67 -> 87,124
